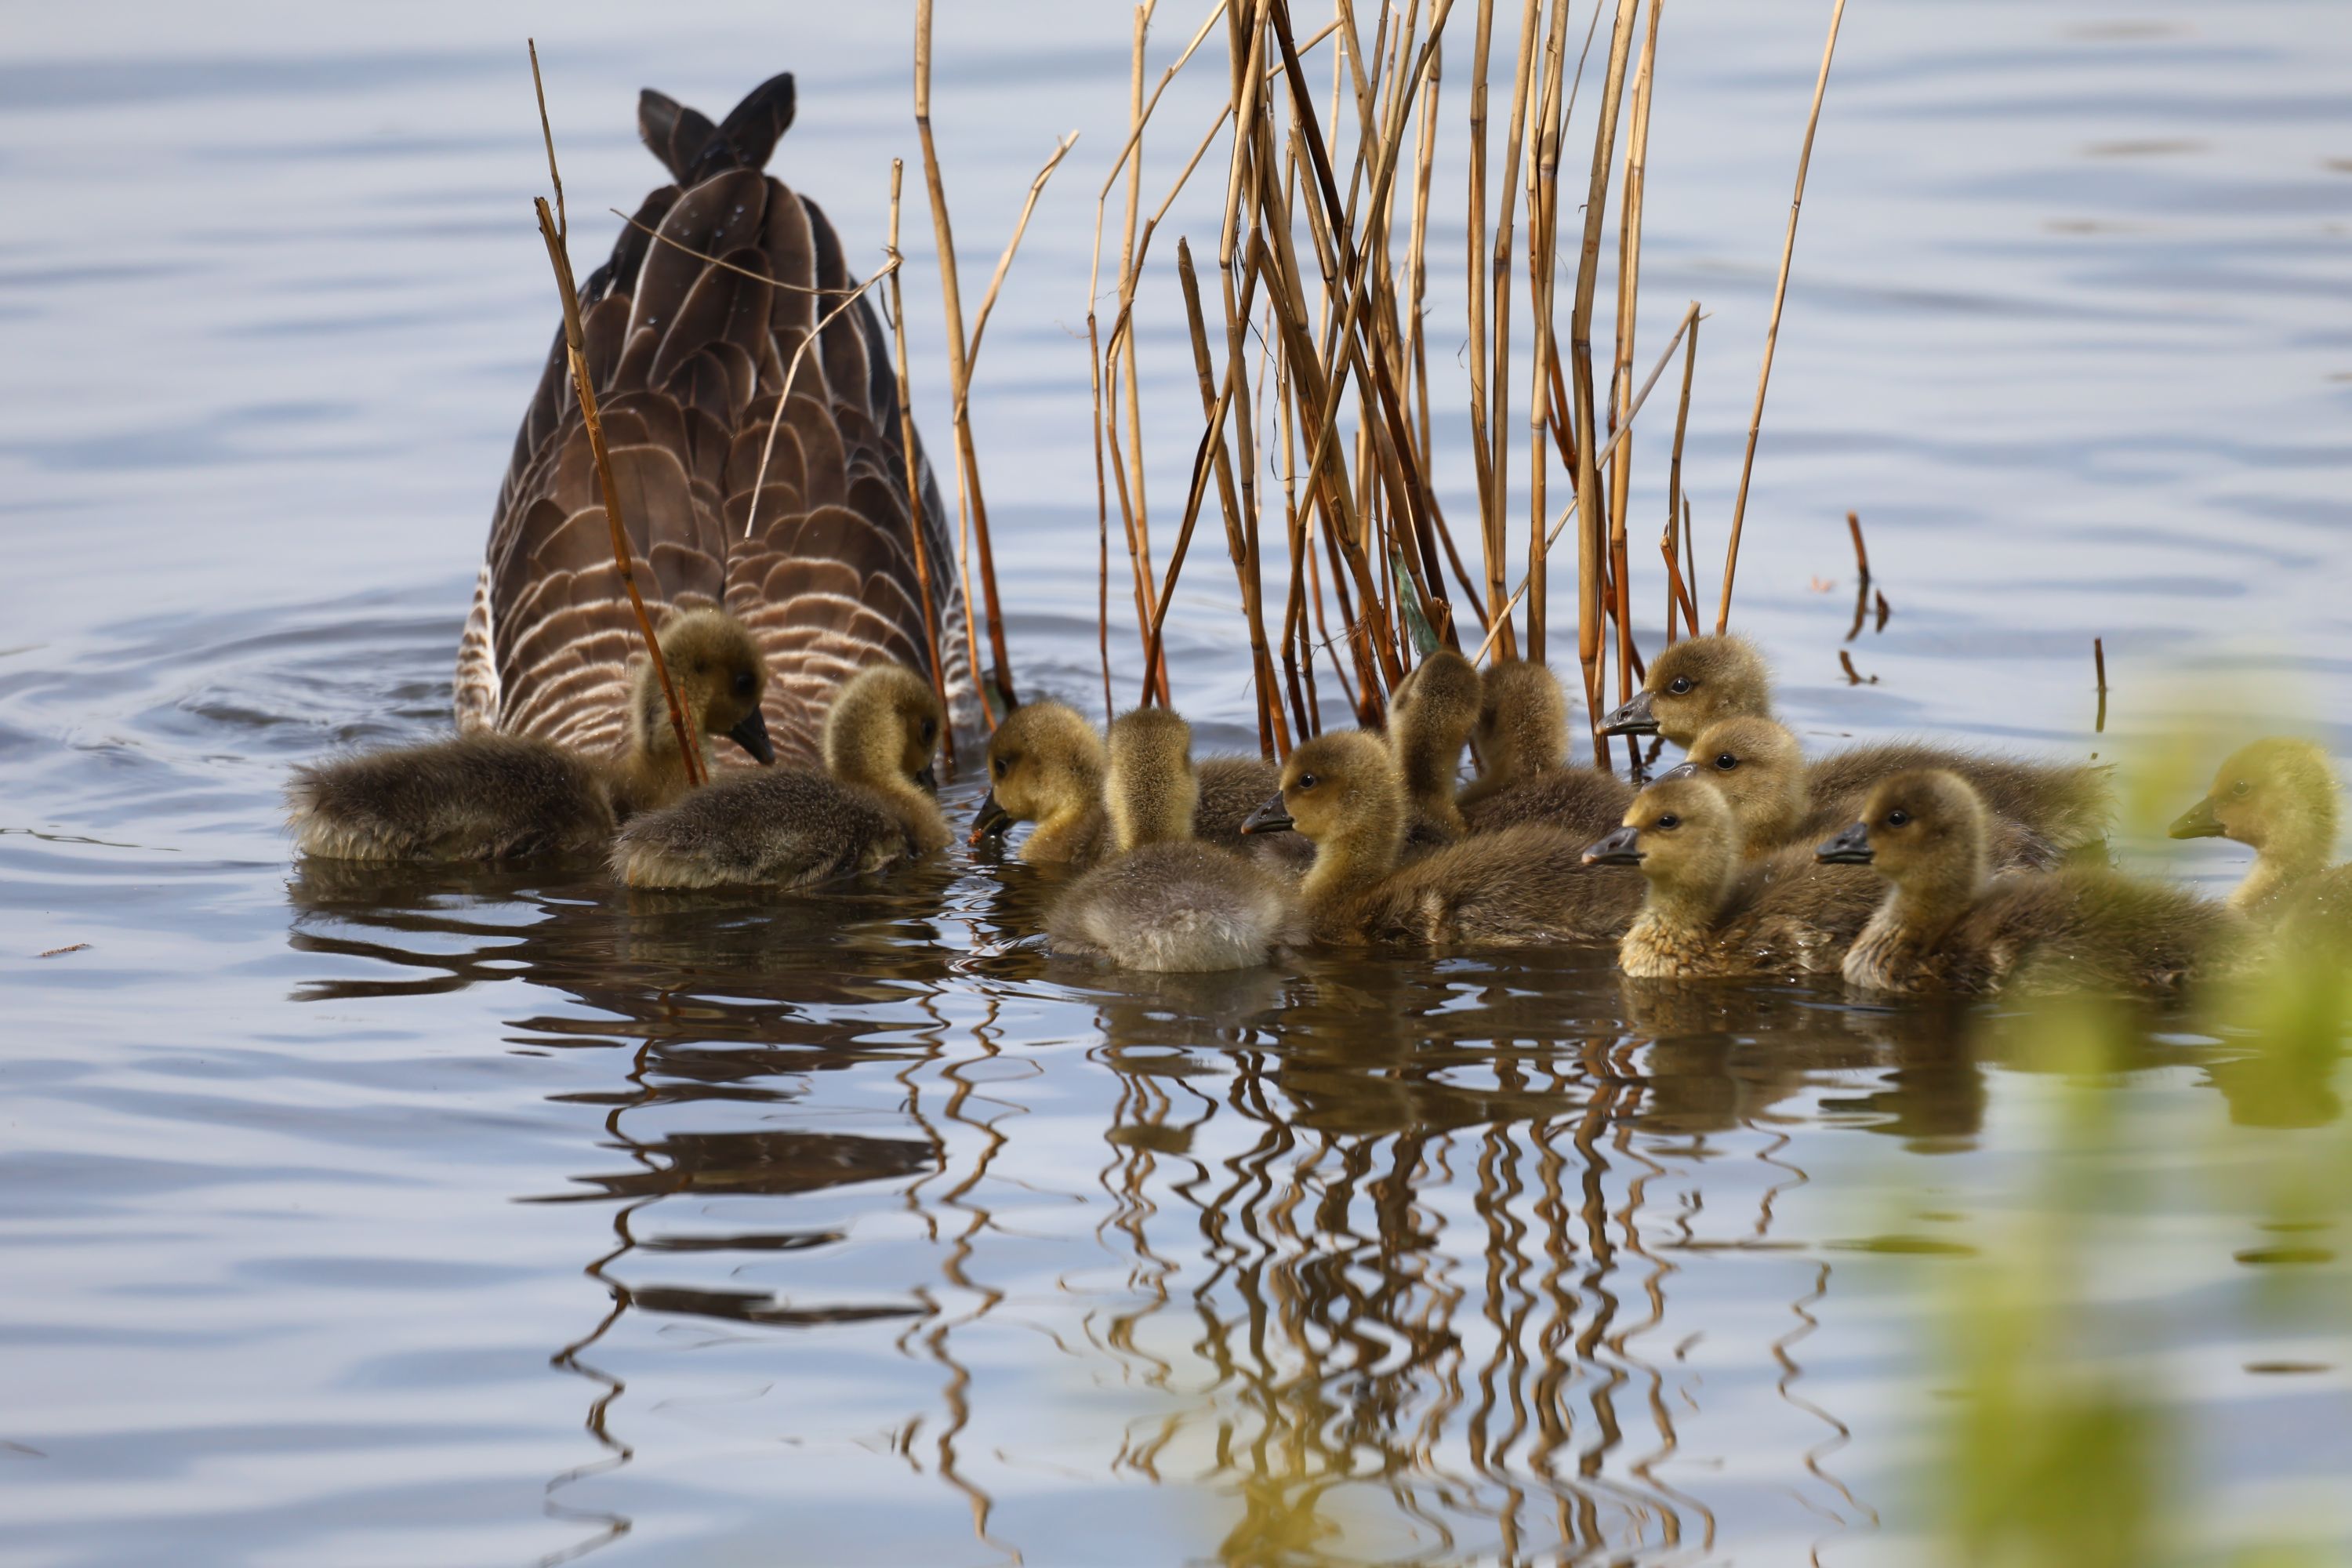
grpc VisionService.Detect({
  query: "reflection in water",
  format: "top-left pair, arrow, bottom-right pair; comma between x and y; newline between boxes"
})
280,864 -> 2095,1563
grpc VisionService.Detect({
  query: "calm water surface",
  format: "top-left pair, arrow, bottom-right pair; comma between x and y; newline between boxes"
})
4,2 -> 2350,1563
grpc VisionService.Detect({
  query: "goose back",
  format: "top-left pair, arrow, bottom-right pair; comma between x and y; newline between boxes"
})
456,72 -> 971,766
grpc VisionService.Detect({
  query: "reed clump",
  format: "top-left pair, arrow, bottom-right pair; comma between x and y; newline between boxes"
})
1025,0 -> 1850,767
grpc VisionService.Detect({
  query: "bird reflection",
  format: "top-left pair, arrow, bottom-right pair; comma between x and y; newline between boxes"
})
279,854 -> 2323,1566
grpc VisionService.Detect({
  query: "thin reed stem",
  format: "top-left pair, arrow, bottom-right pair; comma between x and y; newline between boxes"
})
1661,305 -> 1698,638
1473,301 -> 1696,662
1607,0 -> 1661,705
1718,0 -> 1848,634
885,160 -> 955,771
527,44 -> 698,787
916,0 -> 1018,719
1567,0 -> 1641,760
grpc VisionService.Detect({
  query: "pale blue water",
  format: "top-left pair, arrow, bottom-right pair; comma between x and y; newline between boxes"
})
3,2 -> 2348,1563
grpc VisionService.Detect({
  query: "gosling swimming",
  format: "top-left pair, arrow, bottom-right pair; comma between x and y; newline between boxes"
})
1455,657 -> 1635,839
1583,775 -> 1880,979
289,608 -> 773,862
1044,710 -> 1301,972
2169,736 -> 2351,954
609,662 -> 949,887
1821,769 -> 2231,996
1240,731 -> 1640,948
1601,634 -> 2114,858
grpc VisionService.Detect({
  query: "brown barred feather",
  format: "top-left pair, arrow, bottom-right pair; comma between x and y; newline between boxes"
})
455,71 -> 971,767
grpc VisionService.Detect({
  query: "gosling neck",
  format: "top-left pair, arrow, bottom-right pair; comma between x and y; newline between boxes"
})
1025,797 -> 1105,865
1882,852 -> 1986,953
1108,772 -> 1198,854
831,730 -> 948,855
2236,802 -> 2339,912
1303,811 -> 1403,911
1398,734 -> 1468,837
615,663 -> 713,815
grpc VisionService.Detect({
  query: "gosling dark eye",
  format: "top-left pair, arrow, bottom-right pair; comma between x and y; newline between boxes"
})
1667,676 -> 1694,695
1297,773 -> 1319,792
920,719 -> 937,743
1714,753 -> 1738,771
1655,813 -> 1680,830
2230,779 -> 2251,798
732,671 -> 756,698
993,757 -> 1009,779
1885,809 -> 1911,828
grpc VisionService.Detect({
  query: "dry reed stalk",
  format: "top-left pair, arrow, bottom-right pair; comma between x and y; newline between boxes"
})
1462,0 -> 1501,641
1178,240 -> 1290,754
1276,354 -> 1314,736
1408,43 -> 1441,469
1484,0 -> 1542,659
1606,0 -> 1661,705
1661,306 -> 1699,638
1264,2 -> 1455,660
1563,0 -> 1641,761
2093,637 -> 2108,734
1472,300 -> 1697,662
1086,4 -> 1229,710
527,42 -> 699,786
745,258 -> 903,539
884,161 -> 955,773
1842,507 -> 1872,641
1523,0 -> 1572,669
605,210 -> 863,296
1717,0 -> 1849,634
1117,5 -> 1156,696
914,0 -> 1019,718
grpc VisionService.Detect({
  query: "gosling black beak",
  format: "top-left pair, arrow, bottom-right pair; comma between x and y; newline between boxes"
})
728,709 -> 776,765
1657,760 -> 1703,784
2167,797 -> 2223,840
969,789 -> 1012,847
1240,794 -> 1294,835
1815,822 -> 1875,865
1581,825 -> 1644,867
1599,688 -> 1657,737
915,764 -> 938,796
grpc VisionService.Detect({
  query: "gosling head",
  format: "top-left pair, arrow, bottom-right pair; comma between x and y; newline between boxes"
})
1817,769 -> 1990,906
970,699 -> 1104,845
1475,659 -> 1570,780
1657,717 -> 1806,848
1582,775 -> 1742,906
1241,731 -> 1405,862
2169,737 -> 2341,862
1599,634 -> 1773,749
644,608 -> 774,762
1105,707 -> 1200,852
823,663 -> 942,796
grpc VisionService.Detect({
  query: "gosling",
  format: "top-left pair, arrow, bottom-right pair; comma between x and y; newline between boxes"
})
1820,769 -> 2233,996
1601,634 -> 2114,858
1582,775 -> 1881,979
1455,658 -> 1635,839
288,608 -> 773,862
2169,736 -> 2351,955
1664,716 -> 2063,869
608,663 -> 948,887
1044,710 -> 1301,972
1240,731 -> 1639,948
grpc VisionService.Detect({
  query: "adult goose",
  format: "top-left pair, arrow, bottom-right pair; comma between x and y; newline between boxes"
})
454,71 -> 974,768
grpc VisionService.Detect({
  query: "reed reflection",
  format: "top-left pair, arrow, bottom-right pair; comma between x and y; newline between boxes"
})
280,858 -> 2295,1566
